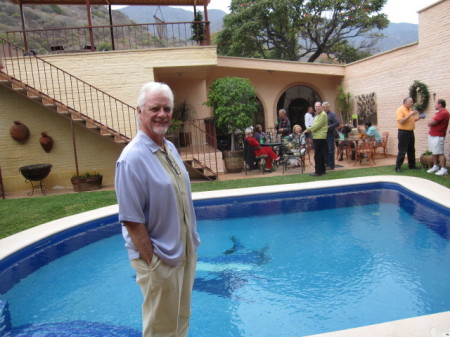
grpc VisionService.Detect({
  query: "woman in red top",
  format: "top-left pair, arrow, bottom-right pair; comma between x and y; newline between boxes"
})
245,129 -> 279,171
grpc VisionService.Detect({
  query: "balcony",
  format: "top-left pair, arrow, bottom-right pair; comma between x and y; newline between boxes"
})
6,20 -> 210,55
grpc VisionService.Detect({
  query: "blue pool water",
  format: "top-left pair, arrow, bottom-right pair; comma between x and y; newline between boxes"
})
1,183 -> 450,337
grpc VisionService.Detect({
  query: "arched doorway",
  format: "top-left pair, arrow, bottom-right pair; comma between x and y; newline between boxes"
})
277,85 -> 321,131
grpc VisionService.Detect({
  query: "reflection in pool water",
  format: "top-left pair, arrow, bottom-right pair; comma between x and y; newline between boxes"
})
1,182 -> 450,337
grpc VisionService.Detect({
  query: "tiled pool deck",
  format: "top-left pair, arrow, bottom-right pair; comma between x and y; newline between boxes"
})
1,175 -> 449,336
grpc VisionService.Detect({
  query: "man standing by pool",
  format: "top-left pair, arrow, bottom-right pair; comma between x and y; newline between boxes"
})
115,82 -> 200,337
426,98 -> 449,176
395,97 -> 423,172
304,101 -> 328,176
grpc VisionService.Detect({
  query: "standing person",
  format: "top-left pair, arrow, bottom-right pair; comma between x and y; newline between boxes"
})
304,106 -> 315,141
395,97 -> 423,172
115,82 -> 200,337
276,109 -> 291,137
304,101 -> 328,176
322,102 -> 340,170
426,99 -> 449,176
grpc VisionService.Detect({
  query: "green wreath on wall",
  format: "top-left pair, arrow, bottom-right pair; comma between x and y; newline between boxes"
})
408,80 -> 430,113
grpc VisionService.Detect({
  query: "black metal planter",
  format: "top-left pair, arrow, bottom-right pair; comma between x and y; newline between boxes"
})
19,164 -> 52,196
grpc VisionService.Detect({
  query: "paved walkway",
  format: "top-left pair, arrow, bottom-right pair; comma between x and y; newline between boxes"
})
5,152 -> 395,199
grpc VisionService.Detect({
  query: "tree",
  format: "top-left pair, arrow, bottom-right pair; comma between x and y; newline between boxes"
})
205,77 -> 257,151
217,0 -> 389,63
191,11 -> 205,44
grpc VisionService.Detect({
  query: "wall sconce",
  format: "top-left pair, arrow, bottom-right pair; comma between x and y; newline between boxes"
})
433,93 -> 436,101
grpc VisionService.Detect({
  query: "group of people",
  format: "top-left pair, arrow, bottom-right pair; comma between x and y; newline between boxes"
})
244,109 -> 310,172
395,97 -> 449,175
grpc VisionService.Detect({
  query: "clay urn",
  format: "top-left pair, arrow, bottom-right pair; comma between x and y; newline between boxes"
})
10,121 -> 30,142
39,132 -> 54,153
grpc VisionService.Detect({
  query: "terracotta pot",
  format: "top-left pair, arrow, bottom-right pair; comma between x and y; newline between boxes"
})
10,121 -> 30,142
420,154 -> 434,169
39,132 -> 54,153
71,175 -> 103,192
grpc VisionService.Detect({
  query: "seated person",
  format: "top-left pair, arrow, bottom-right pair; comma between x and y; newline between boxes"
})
338,125 -> 356,161
358,121 -> 381,144
288,125 -> 307,153
253,124 -> 266,143
245,128 -> 279,171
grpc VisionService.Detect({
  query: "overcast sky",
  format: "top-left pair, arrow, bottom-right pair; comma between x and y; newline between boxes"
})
174,0 -> 439,24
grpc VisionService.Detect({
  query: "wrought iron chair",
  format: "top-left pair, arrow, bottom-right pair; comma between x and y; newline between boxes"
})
243,138 -> 267,175
305,137 -> 313,165
281,137 -> 305,174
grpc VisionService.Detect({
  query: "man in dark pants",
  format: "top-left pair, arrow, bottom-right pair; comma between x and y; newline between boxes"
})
395,97 -> 423,172
304,101 -> 328,176
322,102 -> 340,170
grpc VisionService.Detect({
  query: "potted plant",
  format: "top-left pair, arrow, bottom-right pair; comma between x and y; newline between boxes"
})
166,119 -> 183,148
420,150 -> 434,168
191,11 -> 206,45
172,101 -> 196,147
71,171 -> 103,192
205,76 -> 258,173
337,86 -> 353,125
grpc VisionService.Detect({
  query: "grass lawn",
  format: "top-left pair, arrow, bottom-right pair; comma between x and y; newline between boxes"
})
0,165 -> 448,239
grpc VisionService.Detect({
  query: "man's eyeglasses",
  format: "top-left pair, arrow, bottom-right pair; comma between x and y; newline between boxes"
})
165,153 -> 181,175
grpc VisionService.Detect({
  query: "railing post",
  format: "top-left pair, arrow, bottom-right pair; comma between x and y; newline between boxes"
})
203,3 -> 211,45
19,4 -> 29,51
85,0 -> 96,52
108,5 -> 116,51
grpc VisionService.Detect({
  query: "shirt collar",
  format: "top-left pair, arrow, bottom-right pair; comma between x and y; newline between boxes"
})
136,130 -> 168,154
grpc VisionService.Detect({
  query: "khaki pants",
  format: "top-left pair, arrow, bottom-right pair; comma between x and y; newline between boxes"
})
131,254 -> 197,337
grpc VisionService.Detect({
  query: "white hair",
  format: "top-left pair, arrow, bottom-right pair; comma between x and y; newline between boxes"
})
136,82 -> 174,109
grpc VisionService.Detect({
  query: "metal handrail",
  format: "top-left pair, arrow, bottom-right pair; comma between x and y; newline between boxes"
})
0,37 -> 137,139
175,119 -> 219,177
6,21 -> 210,55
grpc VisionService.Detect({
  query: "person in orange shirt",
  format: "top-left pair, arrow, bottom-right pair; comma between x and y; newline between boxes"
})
395,97 -> 423,172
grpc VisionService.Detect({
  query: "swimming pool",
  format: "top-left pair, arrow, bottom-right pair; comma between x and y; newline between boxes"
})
1,177 -> 449,336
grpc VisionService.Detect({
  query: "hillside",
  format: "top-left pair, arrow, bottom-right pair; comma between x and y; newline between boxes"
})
119,6 -> 226,34
0,2 -> 133,33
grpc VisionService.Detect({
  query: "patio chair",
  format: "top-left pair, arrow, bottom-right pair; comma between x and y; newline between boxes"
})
281,138 -> 305,174
354,141 -> 376,166
305,138 -> 313,165
243,138 -> 267,175
336,139 -> 356,161
374,132 -> 389,158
